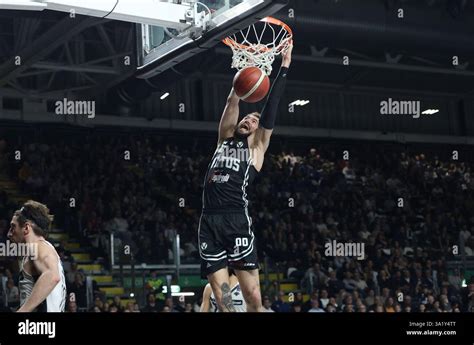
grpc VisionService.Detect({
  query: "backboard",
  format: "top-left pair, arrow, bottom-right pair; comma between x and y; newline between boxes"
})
136,0 -> 287,79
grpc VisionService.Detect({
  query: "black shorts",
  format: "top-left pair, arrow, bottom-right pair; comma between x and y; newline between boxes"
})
198,210 -> 259,278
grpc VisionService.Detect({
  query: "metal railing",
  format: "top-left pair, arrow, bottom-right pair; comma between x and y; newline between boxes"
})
110,231 -> 199,271
109,230 -> 199,305
1,276 -> 7,308
86,276 -> 94,310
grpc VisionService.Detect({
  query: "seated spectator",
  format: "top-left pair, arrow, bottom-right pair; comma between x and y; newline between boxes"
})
262,296 -> 274,312
343,304 -> 355,312
90,297 -> 104,312
292,302 -> 303,312
124,301 -> 135,313
67,301 -> 78,313
301,263 -> 327,293
448,268 -> 463,292
164,297 -> 175,312
103,302 -> 110,312
303,291 -> 319,312
272,291 -> 291,313
111,296 -> 124,312
69,273 -> 88,310
353,272 -> 368,291
6,278 -> 19,305
342,272 -> 357,292
184,303 -> 193,313
319,289 -> 330,309
67,263 -> 79,286
142,293 -> 160,312
384,297 -> 396,312
327,270 -> 344,296
364,290 -> 376,307
375,305 -> 384,312
308,299 -> 325,312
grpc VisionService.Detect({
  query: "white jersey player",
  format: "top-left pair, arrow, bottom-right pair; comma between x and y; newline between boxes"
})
8,201 -> 66,312
200,270 -> 246,312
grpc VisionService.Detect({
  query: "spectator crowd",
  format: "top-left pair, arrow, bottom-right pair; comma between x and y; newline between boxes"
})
0,128 -> 473,312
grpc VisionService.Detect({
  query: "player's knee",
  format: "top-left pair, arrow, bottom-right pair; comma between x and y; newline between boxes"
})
244,285 -> 262,308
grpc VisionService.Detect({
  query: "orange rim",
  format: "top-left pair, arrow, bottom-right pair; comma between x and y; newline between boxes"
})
222,16 -> 293,52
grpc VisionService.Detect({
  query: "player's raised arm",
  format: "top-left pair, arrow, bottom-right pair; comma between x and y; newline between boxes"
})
254,41 -> 293,152
17,242 -> 61,312
218,88 -> 240,144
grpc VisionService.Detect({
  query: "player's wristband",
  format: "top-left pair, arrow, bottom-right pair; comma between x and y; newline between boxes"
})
259,67 -> 289,130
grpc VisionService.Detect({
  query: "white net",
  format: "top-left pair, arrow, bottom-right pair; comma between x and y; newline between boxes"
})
224,17 -> 292,76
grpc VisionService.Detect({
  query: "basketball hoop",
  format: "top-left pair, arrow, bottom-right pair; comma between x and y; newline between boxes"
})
222,17 -> 293,76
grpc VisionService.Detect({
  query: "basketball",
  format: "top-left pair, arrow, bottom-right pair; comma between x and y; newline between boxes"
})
233,67 -> 270,103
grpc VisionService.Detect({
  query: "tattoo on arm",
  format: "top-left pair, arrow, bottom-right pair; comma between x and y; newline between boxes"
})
220,283 -> 236,312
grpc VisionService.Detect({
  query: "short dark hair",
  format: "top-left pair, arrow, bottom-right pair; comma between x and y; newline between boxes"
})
14,200 -> 54,238
247,112 -> 260,119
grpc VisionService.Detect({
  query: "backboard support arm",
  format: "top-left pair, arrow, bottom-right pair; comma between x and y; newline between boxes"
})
0,0 -> 211,31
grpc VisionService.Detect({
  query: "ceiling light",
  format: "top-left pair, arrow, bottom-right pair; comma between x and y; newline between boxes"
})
422,109 -> 439,115
289,100 -> 310,107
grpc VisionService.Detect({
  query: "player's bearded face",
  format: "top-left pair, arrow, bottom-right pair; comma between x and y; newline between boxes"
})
234,115 -> 259,138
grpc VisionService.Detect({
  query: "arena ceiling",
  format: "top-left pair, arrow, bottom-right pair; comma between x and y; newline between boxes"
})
0,0 -> 474,100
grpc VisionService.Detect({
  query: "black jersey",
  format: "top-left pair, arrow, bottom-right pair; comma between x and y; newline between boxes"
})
202,137 -> 258,211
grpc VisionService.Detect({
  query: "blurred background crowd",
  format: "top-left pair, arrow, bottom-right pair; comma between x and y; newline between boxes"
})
0,128 -> 473,312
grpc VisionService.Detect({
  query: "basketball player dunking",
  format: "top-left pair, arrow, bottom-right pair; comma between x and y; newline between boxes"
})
198,42 -> 293,312
8,200 -> 66,312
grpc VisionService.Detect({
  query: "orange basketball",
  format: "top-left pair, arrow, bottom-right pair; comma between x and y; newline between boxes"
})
233,67 -> 270,103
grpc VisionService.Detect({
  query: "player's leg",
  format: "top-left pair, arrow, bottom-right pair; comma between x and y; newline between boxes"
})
207,268 -> 236,312
198,213 -> 234,312
226,213 -> 263,312
234,269 -> 264,312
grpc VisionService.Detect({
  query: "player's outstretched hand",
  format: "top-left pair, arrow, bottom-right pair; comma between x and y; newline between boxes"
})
281,39 -> 293,68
